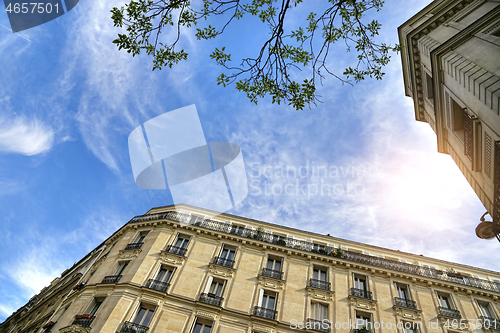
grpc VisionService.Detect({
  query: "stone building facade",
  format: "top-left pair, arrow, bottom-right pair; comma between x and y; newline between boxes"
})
1,204 -> 499,333
398,0 -> 500,230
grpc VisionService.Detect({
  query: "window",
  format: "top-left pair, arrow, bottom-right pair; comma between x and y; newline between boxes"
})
115,261 -> 129,276
167,234 -> 190,256
200,277 -> 225,306
229,223 -> 245,236
191,319 -> 212,333
354,274 -> 367,291
215,245 -> 236,268
262,256 -> 283,280
451,98 -> 465,142
478,301 -> 494,318
438,293 -> 452,309
146,265 -> 174,292
355,312 -> 372,330
85,298 -> 103,316
132,304 -> 155,328
259,289 -> 277,310
311,302 -> 328,321
134,231 -> 148,244
402,321 -> 421,333
313,267 -> 327,282
425,73 -> 434,102
396,284 -> 410,300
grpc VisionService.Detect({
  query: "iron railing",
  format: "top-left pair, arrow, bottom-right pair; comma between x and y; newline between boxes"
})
212,256 -> 235,269
144,279 -> 169,292
309,278 -> 331,291
307,318 -> 330,332
479,316 -> 500,330
118,321 -> 149,333
72,315 -> 95,328
128,211 -> 500,293
164,245 -> 187,256
199,293 -> 223,307
124,242 -> 143,250
261,268 -> 283,280
394,297 -> 418,310
351,288 -> 373,300
254,306 -> 277,320
353,329 -> 371,333
101,275 -> 122,284
438,307 -> 461,319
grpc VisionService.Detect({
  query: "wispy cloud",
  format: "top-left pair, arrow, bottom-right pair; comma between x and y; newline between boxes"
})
0,116 -> 54,156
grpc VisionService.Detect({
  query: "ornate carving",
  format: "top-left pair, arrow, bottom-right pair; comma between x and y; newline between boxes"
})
208,263 -> 234,278
251,324 -> 276,333
306,286 -> 334,301
118,249 -> 141,259
348,295 -> 376,311
159,251 -> 185,266
59,324 -> 89,333
257,276 -> 285,290
195,309 -> 218,320
393,306 -> 422,320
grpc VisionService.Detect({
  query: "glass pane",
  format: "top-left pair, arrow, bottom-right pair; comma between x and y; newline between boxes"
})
313,269 -> 319,280
274,260 -> 282,271
156,268 -> 167,281
266,259 -> 274,270
142,309 -> 154,326
439,295 -> 450,308
202,324 -> 213,333
264,294 -> 275,310
89,301 -> 102,316
193,323 -> 203,333
480,304 -> 492,317
164,270 -> 173,283
320,270 -> 326,281
134,308 -> 147,324
116,262 -> 129,275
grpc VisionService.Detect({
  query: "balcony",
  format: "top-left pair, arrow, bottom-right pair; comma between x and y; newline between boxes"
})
394,297 -> 418,310
72,314 -> 95,328
118,321 -> 149,333
254,306 -> 277,320
101,275 -> 122,284
479,316 -> 500,330
309,278 -> 331,291
164,245 -> 187,256
350,288 -> 373,300
212,256 -> 235,269
144,279 -> 169,292
307,318 -> 330,332
353,329 -> 371,333
124,242 -> 143,250
438,306 -> 461,319
260,268 -> 283,280
199,293 -> 223,307
129,211 -> 500,294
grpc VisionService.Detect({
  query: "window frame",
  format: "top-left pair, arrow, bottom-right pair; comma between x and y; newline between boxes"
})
131,303 -> 156,327
190,318 -> 213,333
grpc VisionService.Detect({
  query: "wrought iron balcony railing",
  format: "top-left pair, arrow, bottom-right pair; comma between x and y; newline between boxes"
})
394,297 -> 418,310
309,278 -> 331,291
479,316 -> 500,330
307,318 -> 330,332
199,293 -> 223,307
438,307 -> 461,319
128,211 -> 500,294
212,256 -> 235,269
118,321 -> 150,333
260,268 -> 283,280
254,306 -> 277,320
72,314 -> 95,328
144,279 -> 169,293
124,242 -> 143,250
164,245 -> 187,256
353,329 -> 372,333
101,275 -> 122,284
351,288 -> 373,300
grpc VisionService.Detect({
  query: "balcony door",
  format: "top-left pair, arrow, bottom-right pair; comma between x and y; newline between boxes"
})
354,275 -> 367,291
133,306 -> 155,327
396,284 -> 410,300
155,267 -> 173,283
355,313 -> 371,330
438,294 -> 451,309
478,302 -> 493,318
312,302 -> 328,321
174,236 -> 190,249
313,267 -> 327,282
261,292 -> 276,310
206,279 -> 224,298
266,257 -> 282,272
87,300 -> 102,316
115,261 -> 129,276
220,247 -> 236,262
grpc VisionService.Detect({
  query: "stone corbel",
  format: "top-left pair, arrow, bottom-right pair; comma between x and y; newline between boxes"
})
159,251 -> 185,266
348,295 -> 377,311
257,276 -> 285,290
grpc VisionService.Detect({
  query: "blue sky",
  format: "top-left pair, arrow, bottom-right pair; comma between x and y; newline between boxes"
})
1,0 -> 499,321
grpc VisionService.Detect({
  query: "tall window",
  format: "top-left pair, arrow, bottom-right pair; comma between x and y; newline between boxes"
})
134,231 -> 148,244
451,98 -> 465,142
425,73 -> 433,102
437,293 -> 452,309
86,299 -> 103,316
402,321 -> 420,333
311,302 -> 328,321
132,305 -> 155,328
354,275 -> 367,291
219,246 -> 236,262
355,312 -> 372,330
478,301 -> 493,318
396,284 -> 410,300
260,291 -> 276,310
174,235 -> 190,249
205,278 -> 225,297
155,266 -> 173,284
266,256 -> 282,272
115,261 -> 129,276
192,319 -> 212,333
313,267 -> 327,282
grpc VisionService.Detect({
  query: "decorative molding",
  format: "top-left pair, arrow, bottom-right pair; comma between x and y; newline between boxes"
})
208,263 -> 234,278
251,323 -> 276,333
348,295 -> 377,311
195,309 -> 218,320
393,306 -> 422,321
257,276 -> 285,290
159,251 -> 185,266
59,324 -> 89,333
483,20 -> 500,35
306,286 -> 334,301
118,249 -> 141,260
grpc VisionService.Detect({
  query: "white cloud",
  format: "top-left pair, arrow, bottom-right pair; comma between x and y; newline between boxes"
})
0,117 -> 54,156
